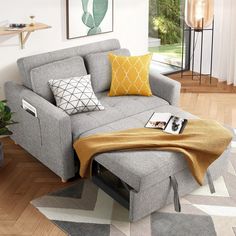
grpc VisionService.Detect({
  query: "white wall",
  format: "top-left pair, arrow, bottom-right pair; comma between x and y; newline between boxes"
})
0,0 -> 149,99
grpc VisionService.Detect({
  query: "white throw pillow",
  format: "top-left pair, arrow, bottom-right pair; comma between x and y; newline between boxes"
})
48,75 -> 104,115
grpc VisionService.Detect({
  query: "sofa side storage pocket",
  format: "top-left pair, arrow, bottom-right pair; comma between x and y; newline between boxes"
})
20,106 -> 42,158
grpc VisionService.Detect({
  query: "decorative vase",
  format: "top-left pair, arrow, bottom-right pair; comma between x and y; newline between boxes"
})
0,142 -> 3,166
185,0 -> 214,30
29,15 -> 36,26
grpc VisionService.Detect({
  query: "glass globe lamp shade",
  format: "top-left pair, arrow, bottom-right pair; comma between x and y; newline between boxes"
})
185,0 -> 214,30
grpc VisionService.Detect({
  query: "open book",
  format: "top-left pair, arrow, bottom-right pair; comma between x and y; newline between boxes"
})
145,112 -> 187,134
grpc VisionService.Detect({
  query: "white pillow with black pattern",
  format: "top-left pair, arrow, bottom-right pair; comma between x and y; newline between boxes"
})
48,75 -> 104,115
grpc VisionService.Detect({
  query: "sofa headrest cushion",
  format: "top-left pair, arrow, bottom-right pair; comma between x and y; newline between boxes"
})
85,48 -> 130,93
30,56 -> 87,102
17,39 -> 121,89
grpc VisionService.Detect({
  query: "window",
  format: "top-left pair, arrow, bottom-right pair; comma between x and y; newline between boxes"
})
149,0 -> 190,74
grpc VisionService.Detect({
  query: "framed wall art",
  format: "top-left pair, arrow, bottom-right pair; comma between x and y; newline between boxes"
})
66,0 -> 113,39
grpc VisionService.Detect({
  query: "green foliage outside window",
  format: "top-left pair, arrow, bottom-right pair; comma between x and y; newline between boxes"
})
149,0 -> 182,45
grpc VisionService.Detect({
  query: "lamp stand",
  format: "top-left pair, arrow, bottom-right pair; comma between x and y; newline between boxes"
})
181,17 -> 215,85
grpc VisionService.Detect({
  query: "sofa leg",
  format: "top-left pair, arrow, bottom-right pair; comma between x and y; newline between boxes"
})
61,178 -> 68,183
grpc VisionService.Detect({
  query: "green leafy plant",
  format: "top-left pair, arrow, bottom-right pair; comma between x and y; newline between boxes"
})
81,0 -> 108,35
0,100 -> 17,136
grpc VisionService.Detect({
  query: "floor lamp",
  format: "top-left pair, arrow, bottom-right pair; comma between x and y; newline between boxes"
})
181,0 -> 215,85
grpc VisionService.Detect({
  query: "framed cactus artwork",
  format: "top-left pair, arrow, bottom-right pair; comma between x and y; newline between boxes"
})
66,0 -> 113,39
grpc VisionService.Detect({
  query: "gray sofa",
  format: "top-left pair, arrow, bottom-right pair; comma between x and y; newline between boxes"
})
5,39 -> 230,221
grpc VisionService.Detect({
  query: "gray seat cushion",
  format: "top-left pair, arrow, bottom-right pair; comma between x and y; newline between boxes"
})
85,48 -> 130,93
70,93 -> 169,139
79,105 -> 197,192
30,56 -> 87,102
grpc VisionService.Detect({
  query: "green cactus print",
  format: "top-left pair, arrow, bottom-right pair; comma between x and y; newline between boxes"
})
81,0 -> 88,12
81,0 -> 108,36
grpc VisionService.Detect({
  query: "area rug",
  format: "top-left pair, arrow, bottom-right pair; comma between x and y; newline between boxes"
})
32,138 -> 236,236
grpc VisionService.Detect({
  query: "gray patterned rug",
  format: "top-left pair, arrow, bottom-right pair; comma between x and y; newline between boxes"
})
32,139 -> 236,236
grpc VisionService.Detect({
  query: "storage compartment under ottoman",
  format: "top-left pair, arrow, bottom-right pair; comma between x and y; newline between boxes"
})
92,144 -> 231,222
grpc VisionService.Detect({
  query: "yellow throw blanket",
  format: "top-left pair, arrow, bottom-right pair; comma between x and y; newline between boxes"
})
73,119 -> 232,185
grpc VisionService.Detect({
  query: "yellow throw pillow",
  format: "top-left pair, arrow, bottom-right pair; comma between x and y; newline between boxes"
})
108,53 -> 153,96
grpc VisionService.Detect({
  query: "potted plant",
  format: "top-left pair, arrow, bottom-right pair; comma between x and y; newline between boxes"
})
0,100 -> 17,165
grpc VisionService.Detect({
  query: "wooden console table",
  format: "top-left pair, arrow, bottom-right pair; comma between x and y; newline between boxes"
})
0,23 -> 51,49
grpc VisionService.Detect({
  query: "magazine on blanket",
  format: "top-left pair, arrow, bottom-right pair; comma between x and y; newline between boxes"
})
145,112 -> 188,134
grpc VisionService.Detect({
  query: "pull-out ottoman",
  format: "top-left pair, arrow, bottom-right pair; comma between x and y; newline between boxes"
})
93,147 -> 230,222
77,107 -> 232,222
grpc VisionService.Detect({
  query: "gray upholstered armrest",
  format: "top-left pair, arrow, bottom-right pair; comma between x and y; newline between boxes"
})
5,81 -> 74,180
20,86 -> 70,124
149,67 -> 181,106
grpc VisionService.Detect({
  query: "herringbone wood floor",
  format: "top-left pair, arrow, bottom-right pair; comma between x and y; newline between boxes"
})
180,93 -> 236,127
0,138 -> 69,236
0,82 -> 236,235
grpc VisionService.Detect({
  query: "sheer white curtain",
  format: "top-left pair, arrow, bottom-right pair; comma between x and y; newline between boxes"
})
213,0 -> 236,85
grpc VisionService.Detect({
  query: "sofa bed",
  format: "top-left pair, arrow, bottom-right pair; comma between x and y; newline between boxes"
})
5,39 -> 231,221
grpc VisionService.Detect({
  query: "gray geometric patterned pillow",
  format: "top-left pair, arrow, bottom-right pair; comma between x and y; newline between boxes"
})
48,75 -> 104,115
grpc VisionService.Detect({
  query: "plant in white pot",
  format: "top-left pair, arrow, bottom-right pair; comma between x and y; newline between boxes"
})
0,100 -> 17,166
